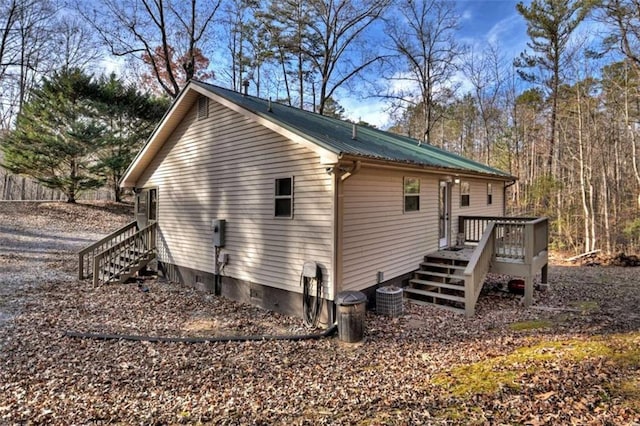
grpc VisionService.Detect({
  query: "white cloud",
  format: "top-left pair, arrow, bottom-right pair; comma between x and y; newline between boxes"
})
98,56 -> 126,76
341,96 -> 391,129
486,14 -> 522,46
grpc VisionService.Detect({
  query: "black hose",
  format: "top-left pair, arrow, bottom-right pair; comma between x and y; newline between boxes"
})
302,269 -> 323,328
63,324 -> 337,344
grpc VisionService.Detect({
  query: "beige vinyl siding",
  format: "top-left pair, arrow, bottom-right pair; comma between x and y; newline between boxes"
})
450,179 -> 504,235
137,97 -> 334,298
341,169 -> 439,292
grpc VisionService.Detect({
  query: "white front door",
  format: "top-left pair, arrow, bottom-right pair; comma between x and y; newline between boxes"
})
439,181 -> 450,248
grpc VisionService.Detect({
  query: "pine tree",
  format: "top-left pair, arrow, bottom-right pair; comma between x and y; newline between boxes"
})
0,70 -> 168,203
515,0 -> 592,174
1,68 -> 104,203
92,74 -> 169,202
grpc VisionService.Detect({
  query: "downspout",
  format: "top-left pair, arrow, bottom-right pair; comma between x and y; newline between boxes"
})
503,180 -> 516,216
332,160 -> 362,321
340,160 -> 361,182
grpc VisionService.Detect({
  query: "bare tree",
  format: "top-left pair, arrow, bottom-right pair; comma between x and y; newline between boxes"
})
51,16 -> 102,71
306,0 -> 390,115
78,0 -> 221,98
0,0 -> 60,126
384,0 -> 463,145
463,42 -> 509,164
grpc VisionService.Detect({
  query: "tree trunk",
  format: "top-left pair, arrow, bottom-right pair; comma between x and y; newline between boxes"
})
624,63 -> 640,209
602,166 -> 611,254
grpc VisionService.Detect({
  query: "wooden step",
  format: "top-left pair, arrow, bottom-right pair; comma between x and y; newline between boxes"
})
403,287 -> 465,303
409,278 -> 465,291
420,261 -> 467,270
414,270 -> 464,280
424,257 -> 469,266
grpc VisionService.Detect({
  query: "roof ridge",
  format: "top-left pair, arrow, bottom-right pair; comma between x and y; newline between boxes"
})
191,80 -> 513,179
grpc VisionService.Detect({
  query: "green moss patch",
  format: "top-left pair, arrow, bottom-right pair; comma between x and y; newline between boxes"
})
509,319 -> 553,331
432,332 -> 640,397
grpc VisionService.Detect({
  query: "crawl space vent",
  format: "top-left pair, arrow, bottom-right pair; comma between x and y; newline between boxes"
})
376,286 -> 403,317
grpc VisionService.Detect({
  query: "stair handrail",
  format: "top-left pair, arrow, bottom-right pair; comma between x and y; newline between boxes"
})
463,222 -> 496,317
92,222 -> 157,286
78,221 -> 138,280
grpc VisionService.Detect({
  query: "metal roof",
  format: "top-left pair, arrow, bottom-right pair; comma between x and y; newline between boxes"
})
193,81 -> 514,180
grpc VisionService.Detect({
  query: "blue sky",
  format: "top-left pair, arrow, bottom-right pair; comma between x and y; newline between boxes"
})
458,0 -> 528,49
342,0 -> 532,128
97,1 -> 534,128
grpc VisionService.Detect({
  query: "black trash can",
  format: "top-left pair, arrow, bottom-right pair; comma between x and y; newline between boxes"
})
336,291 -> 367,343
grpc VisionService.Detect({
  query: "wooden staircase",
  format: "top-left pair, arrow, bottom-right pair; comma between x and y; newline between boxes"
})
404,253 -> 470,314
100,247 -> 155,284
79,222 -> 157,286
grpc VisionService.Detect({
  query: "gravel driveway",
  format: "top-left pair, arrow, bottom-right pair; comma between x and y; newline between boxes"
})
0,201 -> 131,328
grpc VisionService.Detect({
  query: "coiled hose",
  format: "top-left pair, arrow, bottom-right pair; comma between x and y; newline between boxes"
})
301,267 -> 323,329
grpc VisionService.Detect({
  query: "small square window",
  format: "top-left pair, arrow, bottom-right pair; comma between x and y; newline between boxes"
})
404,177 -> 420,212
275,177 -> 293,218
487,183 -> 493,205
460,181 -> 470,207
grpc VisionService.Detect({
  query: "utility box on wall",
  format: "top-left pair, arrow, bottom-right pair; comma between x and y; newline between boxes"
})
212,219 -> 226,247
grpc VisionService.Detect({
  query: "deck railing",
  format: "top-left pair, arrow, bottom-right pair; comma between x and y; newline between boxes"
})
463,222 -> 496,317
458,216 -> 548,263
78,221 -> 138,280
458,216 -> 538,243
92,222 -> 157,286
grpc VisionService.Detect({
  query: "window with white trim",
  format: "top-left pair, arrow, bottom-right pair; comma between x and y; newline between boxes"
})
404,177 -> 420,212
274,177 -> 293,218
460,181 -> 470,207
487,183 -> 493,205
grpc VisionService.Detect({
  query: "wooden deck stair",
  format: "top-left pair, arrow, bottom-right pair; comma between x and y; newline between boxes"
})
79,222 -> 157,286
405,253 -> 470,314
100,248 -> 155,284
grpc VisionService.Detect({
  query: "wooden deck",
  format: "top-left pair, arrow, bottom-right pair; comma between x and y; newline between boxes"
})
431,245 -> 527,264
406,217 -> 549,317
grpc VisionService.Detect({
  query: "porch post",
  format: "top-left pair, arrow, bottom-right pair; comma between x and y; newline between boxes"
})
539,264 -> 549,290
524,275 -> 533,307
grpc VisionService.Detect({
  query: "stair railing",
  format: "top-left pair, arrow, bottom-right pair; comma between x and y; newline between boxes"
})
78,221 -> 138,280
463,222 -> 496,317
92,222 -> 157,286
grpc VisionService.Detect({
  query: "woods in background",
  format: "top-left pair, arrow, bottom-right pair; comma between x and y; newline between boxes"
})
0,0 -> 639,255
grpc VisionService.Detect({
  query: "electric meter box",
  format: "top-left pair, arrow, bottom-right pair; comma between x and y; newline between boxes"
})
212,219 -> 226,247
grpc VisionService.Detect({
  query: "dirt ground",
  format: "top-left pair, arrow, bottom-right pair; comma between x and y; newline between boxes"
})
1,201 -> 639,425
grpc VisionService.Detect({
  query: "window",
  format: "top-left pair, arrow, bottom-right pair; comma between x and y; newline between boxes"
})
197,96 -> 209,120
149,188 -> 158,220
137,191 -> 147,214
460,181 -> 470,207
275,177 -> 293,218
404,177 -> 420,212
487,183 -> 493,205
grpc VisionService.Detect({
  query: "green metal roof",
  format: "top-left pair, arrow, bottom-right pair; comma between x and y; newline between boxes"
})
193,81 -> 514,179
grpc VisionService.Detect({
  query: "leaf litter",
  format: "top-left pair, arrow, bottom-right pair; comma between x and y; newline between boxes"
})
1,201 -> 640,424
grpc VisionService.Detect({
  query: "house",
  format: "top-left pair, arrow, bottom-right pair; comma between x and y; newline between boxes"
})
80,81 -> 548,324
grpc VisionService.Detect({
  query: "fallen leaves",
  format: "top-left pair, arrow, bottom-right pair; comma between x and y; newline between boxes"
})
1,201 -> 640,424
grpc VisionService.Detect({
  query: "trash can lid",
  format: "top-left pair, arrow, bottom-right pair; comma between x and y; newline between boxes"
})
336,291 -> 367,305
